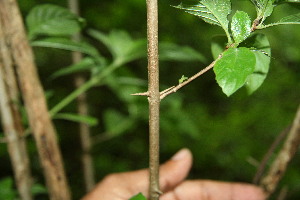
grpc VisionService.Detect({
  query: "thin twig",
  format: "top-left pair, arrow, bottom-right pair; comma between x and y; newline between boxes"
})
260,105 -> 300,198
253,125 -> 291,184
160,55 -> 222,100
131,92 -> 149,96
68,0 -> 95,192
132,56 -> 221,100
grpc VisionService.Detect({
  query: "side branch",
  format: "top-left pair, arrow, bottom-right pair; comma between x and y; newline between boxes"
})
131,55 -> 222,100
160,55 -> 221,100
260,105 -> 300,197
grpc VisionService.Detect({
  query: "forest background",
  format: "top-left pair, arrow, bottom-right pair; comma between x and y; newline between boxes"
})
0,0 -> 299,199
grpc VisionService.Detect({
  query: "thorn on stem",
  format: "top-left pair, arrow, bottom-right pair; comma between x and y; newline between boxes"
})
131,91 -> 149,96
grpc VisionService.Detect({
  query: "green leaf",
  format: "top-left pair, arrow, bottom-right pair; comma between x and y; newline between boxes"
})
262,0 -> 275,19
159,42 -> 206,63
241,34 -> 271,94
129,193 -> 147,200
231,11 -> 252,45
31,38 -> 99,57
174,0 -> 232,42
50,57 -> 97,79
211,35 -> 228,59
179,75 -> 189,83
250,0 -> 276,26
26,4 -> 83,40
260,13 -> 300,29
214,47 -> 256,96
251,0 -> 275,17
53,113 -> 98,126
88,29 -> 147,65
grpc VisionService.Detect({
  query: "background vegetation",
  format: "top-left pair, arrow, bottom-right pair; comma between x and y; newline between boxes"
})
0,0 -> 299,199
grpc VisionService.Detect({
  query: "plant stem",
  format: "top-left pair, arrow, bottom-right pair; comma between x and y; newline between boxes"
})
68,0 -> 95,191
253,125 -> 291,184
260,105 -> 300,197
160,54 -> 222,100
50,62 -> 119,116
146,0 -> 161,199
0,22 -> 33,200
0,1 -> 71,199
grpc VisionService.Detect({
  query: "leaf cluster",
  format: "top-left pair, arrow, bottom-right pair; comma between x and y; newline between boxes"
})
175,0 -> 300,96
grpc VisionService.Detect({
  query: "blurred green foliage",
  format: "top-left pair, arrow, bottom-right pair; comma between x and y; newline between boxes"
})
0,0 -> 299,199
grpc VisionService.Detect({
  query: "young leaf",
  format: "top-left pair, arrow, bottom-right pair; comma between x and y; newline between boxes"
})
242,34 -> 271,94
231,11 -> 252,45
174,0 -> 232,43
26,4 -> 83,40
53,113 -> 98,126
50,57 -> 97,79
159,42 -> 206,63
251,0 -> 276,26
259,13 -> 300,29
179,75 -> 189,83
31,38 -> 99,57
214,47 -> 256,96
129,193 -> 147,200
262,0 -> 276,19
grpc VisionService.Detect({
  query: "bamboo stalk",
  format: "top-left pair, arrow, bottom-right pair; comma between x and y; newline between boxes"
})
0,1 -> 71,199
146,0 -> 161,199
68,0 -> 95,192
0,19 -> 32,200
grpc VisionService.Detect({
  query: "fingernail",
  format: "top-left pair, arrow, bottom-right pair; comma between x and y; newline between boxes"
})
171,148 -> 189,160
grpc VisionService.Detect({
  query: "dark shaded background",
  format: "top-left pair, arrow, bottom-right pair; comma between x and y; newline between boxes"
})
0,0 -> 299,199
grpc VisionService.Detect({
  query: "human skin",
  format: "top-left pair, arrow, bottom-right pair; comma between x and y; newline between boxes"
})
82,149 -> 266,200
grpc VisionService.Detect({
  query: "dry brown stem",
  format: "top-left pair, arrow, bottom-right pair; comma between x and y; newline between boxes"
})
68,0 -> 95,192
253,125 -> 291,184
0,19 -> 32,200
260,105 -> 300,198
0,0 -> 71,199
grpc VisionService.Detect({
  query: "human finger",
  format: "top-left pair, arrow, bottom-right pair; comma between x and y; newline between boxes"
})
81,148 -> 192,200
161,180 -> 266,200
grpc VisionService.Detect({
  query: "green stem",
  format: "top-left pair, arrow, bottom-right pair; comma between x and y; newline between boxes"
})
225,30 -> 233,44
49,62 -> 119,116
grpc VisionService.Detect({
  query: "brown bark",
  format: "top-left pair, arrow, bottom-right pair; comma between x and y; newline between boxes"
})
0,0 -> 71,199
68,0 -> 96,192
0,19 -> 32,200
260,105 -> 300,197
146,0 -> 161,199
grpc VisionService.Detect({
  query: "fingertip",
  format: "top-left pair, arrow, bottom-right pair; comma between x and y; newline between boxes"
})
159,148 -> 193,192
171,148 -> 192,161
